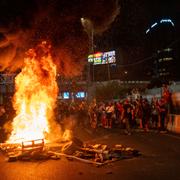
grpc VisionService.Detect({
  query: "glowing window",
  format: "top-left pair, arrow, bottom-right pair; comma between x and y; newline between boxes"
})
76,92 -> 85,98
63,92 -> 70,99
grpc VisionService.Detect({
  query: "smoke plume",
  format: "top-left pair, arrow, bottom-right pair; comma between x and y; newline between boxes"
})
0,0 -> 120,76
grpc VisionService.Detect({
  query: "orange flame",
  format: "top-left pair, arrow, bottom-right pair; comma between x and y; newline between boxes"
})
7,41 -> 58,144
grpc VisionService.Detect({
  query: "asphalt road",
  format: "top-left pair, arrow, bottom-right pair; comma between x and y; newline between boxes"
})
0,127 -> 180,180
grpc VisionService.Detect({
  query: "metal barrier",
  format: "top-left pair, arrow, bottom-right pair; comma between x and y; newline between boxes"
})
167,114 -> 180,133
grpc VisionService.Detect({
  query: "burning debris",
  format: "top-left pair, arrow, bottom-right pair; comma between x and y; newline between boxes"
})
5,41 -> 61,144
0,0 -> 142,167
0,41 -> 140,165
0,137 -> 140,165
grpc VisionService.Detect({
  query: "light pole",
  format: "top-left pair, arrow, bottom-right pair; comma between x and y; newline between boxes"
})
107,54 -> 111,81
81,18 -> 94,102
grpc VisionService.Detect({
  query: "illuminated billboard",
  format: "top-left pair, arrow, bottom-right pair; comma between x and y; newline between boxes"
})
88,50 -> 116,65
63,92 -> 70,99
75,92 -> 85,98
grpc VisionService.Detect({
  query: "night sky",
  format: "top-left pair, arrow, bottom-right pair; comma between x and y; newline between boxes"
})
0,0 -> 119,75
91,0 -> 180,81
98,0 -> 179,48
94,0 -> 180,80
0,0 -> 179,77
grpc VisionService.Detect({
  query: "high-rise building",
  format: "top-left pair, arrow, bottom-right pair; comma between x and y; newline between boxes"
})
145,18 -> 179,84
155,48 -> 176,81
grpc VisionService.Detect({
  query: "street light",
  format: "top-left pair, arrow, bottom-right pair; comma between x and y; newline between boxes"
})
81,18 -> 94,53
81,18 -> 95,102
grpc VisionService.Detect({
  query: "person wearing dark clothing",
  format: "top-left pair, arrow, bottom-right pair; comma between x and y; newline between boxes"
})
115,101 -> 123,126
142,99 -> 151,132
123,100 -> 132,135
158,98 -> 168,132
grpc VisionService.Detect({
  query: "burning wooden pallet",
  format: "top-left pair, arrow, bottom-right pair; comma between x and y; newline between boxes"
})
0,139 -> 46,161
22,139 -> 44,152
0,138 -> 141,165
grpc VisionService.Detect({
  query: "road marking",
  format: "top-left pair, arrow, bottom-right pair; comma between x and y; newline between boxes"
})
163,133 -> 180,140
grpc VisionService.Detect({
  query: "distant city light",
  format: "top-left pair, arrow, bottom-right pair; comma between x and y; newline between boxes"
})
151,22 -> 158,28
146,28 -> 150,34
75,92 -> 85,98
160,19 -> 174,26
63,92 -> 70,99
163,48 -> 172,52
145,18 -> 175,34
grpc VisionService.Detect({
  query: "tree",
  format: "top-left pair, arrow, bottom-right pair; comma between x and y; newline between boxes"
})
95,81 -> 130,101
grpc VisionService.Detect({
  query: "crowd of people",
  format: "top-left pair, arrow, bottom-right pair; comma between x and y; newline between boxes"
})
56,87 -> 171,135
0,85 -> 172,137
88,95 -> 170,135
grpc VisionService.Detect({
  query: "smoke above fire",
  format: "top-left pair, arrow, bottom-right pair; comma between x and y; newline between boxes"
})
0,0 -> 120,76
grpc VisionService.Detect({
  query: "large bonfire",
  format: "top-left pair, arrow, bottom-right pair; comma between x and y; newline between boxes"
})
7,41 -> 59,144
2,42 -> 140,165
